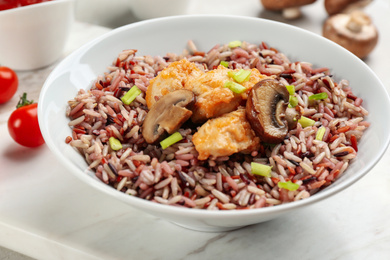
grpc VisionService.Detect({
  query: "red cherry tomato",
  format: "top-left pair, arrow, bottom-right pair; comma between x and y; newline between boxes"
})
0,66 -> 18,104
0,1 -> 19,11
0,0 -> 52,11
8,93 -> 45,148
19,0 -> 50,6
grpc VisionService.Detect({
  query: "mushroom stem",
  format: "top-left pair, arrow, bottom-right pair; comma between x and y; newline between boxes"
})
346,10 -> 371,33
282,7 -> 302,19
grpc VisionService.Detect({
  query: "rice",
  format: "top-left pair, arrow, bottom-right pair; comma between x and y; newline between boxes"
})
66,40 -> 369,210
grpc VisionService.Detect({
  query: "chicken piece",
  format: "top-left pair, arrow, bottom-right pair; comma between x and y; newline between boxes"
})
185,65 -> 267,123
146,59 -> 203,109
192,108 -> 261,160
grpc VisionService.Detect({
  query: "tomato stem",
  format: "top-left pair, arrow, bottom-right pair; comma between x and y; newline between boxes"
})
17,92 -> 34,109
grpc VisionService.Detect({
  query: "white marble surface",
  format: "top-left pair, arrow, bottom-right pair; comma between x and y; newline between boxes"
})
1,0 -> 390,259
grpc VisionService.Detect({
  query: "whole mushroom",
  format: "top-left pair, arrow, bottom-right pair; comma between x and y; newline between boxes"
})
324,0 -> 372,16
323,10 -> 378,59
246,79 -> 291,143
142,89 -> 195,144
260,0 -> 317,19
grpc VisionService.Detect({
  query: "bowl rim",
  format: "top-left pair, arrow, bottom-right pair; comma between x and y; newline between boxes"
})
38,14 -> 390,218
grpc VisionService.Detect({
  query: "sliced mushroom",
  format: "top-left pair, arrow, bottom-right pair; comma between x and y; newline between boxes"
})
245,79 -> 290,143
323,10 -> 378,59
285,107 -> 302,129
261,0 -> 317,19
324,0 -> 372,16
142,89 -> 195,144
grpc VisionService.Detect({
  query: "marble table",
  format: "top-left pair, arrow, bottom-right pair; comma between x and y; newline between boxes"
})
1,0 -> 390,259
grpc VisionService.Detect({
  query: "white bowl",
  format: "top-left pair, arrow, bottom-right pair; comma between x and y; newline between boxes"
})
130,0 -> 190,20
0,0 -> 74,71
38,15 -> 390,232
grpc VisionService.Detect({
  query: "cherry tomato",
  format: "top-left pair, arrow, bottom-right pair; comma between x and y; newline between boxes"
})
8,93 -> 45,148
0,66 -> 18,104
0,1 -> 19,11
0,0 -> 52,11
19,0 -> 52,6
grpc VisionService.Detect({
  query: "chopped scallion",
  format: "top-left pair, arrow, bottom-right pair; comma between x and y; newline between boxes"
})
286,85 -> 295,95
233,69 -> 252,83
251,162 -> 272,177
227,70 -> 235,78
228,40 -> 242,48
220,61 -> 229,68
278,180 -> 300,191
309,92 -> 328,101
121,85 -> 142,105
298,116 -> 315,128
109,137 -> 122,151
289,96 -> 298,108
160,132 -> 183,149
316,126 -> 326,141
224,81 -> 246,94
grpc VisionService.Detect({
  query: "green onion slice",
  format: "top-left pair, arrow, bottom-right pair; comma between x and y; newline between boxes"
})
220,61 -> 229,68
121,85 -> 142,105
309,92 -> 328,101
160,132 -> 183,149
224,81 -> 246,94
251,162 -> 272,177
228,69 -> 252,83
278,180 -> 300,191
289,96 -> 298,108
109,137 -> 122,151
232,69 -> 251,83
298,116 -> 315,128
286,85 -> 295,95
228,40 -> 242,48
316,126 -> 326,141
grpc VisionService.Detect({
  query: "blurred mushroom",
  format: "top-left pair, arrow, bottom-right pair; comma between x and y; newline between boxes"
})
324,0 -> 372,16
245,79 -> 290,143
323,10 -> 378,59
261,0 -> 317,19
142,89 -> 195,144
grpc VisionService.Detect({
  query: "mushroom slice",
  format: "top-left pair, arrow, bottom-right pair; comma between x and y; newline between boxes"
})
142,89 -> 195,144
322,10 -> 378,59
246,79 -> 289,143
285,107 -> 302,130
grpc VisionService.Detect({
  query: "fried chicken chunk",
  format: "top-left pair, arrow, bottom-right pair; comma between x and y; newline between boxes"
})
146,59 -> 203,109
192,108 -> 261,160
185,65 -> 266,123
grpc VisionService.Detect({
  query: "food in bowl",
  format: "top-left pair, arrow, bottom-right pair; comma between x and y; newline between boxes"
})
65,40 -> 369,210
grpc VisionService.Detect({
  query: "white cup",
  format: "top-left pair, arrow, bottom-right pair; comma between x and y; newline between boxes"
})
0,0 -> 74,71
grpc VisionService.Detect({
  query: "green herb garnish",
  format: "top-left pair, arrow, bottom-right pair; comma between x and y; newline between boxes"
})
278,181 -> 300,191
251,162 -> 272,177
309,92 -> 328,101
224,81 -> 246,94
160,132 -> 183,149
109,137 -> 122,151
298,116 -> 315,128
121,85 -> 142,105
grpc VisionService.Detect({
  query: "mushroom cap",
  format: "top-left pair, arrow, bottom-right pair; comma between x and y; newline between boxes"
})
324,0 -> 372,16
322,11 -> 378,59
245,79 -> 289,143
142,89 -> 195,144
261,0 -> 316,11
